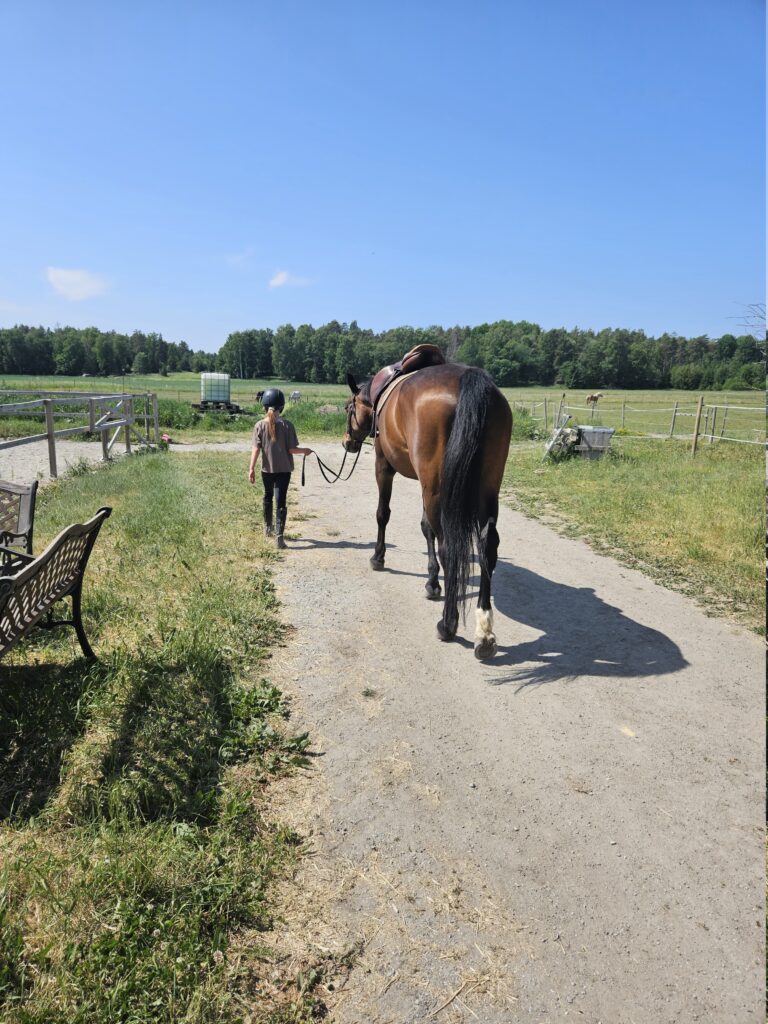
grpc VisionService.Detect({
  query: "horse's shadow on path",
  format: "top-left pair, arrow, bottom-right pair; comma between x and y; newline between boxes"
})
453,558 -> 688,688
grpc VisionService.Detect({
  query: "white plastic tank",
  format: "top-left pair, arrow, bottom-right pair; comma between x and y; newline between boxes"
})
200,373 -> 230,403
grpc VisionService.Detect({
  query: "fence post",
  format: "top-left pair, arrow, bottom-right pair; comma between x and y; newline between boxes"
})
621,400 -> 626,428
43,399 -> 57,479
152,393 -> 160,443
669,401 -> 678,438
708,406 -> 717,444
88,398 -> 96,433
125,399 -> 133,455
691,395 -> 704,457
719,406 -> 728,439
543,397 -> 548,429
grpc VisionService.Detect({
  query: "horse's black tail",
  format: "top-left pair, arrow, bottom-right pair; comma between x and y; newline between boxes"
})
440,367 -> 495,620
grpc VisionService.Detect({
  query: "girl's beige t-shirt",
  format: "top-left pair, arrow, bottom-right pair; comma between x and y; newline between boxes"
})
252,416 -> 299,473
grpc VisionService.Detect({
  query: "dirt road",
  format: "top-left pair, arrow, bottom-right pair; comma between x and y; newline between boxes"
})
263,441 -> 763,1024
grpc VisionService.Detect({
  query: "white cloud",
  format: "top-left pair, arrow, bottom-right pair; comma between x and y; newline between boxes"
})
46,267 -> 108,301
224,245 -> 255,266
268,269 -> 311,289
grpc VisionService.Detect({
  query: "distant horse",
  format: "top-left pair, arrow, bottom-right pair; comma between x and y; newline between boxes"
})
585,392 -> 603,406
344,364 -> 512,659
256,390 -> 265,403
289,390 -> 302,402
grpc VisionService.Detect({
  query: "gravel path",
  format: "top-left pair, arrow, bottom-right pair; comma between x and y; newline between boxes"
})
263,441 -> 762,1024
0,439 -> 118,482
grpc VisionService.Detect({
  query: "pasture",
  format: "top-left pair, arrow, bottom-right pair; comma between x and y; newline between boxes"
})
0,452 -> 334,1023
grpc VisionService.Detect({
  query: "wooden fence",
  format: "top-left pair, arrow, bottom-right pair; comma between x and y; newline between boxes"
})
510,394 -> 765,455
0,391 -> 160,478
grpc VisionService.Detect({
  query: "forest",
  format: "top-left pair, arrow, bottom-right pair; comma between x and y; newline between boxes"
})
0,320 -> 763,390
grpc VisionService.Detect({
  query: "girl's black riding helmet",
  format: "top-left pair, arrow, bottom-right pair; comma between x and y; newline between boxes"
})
261,388 -> 285,411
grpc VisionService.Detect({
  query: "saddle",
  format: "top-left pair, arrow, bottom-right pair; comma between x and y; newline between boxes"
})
369,343 -> 446,408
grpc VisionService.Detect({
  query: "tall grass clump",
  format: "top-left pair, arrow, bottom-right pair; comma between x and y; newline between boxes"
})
0,452 -> 333,1023
503,438 -> 764,630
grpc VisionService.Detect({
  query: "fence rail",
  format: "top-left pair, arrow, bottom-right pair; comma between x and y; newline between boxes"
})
0,391 -> 160,478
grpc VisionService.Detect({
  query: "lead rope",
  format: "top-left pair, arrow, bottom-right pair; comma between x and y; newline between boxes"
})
301,441 -> 369,486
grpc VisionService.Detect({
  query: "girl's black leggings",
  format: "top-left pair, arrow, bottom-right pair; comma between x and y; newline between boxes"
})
261,471 -> 291,513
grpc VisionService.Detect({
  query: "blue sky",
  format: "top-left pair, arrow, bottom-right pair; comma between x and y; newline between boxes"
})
0,0 -> 763,351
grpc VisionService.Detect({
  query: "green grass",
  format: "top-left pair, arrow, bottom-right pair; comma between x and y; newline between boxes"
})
2,374 -> 762,445
0,452 -> 341,1023
503,438 -> 764,630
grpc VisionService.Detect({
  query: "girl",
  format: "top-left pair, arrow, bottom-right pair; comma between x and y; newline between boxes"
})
248,388 -> 312,549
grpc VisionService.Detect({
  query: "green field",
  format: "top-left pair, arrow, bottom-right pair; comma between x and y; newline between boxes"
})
1,372 -> 764,443
0,453 -> 340,1022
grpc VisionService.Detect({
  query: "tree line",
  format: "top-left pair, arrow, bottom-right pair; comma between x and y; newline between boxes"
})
0,320 -> 763,390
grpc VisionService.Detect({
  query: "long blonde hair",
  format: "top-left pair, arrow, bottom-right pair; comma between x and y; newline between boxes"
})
265,407 -> 278,441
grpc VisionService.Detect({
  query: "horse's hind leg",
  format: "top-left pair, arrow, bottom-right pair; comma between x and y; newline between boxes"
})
475,498 -> 500,660
370,452 -> 395,571
421,506 -> 441,600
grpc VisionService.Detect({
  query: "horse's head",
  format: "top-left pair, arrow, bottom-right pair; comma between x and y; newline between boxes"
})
343,373 -> 373,452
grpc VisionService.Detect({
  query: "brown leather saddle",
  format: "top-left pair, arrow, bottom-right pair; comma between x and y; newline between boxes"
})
369,343 -> 446,409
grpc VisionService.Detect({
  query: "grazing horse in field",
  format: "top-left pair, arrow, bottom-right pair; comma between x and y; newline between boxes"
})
344,363 -> 512,659
289,390 -> 302,402
585,392 -> 603,406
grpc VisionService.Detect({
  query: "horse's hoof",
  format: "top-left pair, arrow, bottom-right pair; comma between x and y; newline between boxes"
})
436,620 -> 456,642
474,636 -> 497,660
370,557 -> 385,571
425,583 -> 442,601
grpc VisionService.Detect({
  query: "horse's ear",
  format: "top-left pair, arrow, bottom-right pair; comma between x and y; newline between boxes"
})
346,372 -> 359,395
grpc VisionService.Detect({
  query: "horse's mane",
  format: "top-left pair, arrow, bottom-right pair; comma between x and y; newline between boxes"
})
360,378 -> 373,403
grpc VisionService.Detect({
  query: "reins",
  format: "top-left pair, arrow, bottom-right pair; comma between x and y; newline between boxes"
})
301,441 -> 370,486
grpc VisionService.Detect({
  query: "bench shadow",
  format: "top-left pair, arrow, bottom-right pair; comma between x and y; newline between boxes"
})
0,658 -> 95,820
476,559 -> 688,688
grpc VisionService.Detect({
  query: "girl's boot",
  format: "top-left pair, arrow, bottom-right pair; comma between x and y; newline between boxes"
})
275,509 -> 287,549
263,497 -> 274,537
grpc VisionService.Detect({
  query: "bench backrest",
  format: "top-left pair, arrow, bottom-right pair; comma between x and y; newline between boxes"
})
0,480 -> 38,555
0,507 -> 111,656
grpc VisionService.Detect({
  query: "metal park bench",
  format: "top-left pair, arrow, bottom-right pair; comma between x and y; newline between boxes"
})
0,479 -> 38,556
0,507 -> 112,661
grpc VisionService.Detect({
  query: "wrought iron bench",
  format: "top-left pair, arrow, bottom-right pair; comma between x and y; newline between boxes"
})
0,479 -> 38,556
0,507 -> 112,661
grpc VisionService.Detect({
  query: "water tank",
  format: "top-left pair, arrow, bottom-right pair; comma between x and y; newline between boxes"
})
200,373 -> 230,403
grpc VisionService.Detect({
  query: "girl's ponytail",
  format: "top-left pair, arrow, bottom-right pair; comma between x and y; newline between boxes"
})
266,406 -> 277,441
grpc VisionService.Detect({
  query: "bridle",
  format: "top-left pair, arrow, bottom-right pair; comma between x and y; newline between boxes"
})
299,394 -> 372,486
345,392 -> 376,446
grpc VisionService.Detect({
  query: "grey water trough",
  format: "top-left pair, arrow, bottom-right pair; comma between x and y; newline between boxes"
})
575,426 -> 615,459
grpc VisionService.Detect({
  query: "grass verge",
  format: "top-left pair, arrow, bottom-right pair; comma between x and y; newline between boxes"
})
0,451 -> 339,1023
503,438 -> 764,631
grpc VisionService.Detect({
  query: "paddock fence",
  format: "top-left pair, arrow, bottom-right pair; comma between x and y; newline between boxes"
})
0,391 -> 160,478
509,394 -> 765,455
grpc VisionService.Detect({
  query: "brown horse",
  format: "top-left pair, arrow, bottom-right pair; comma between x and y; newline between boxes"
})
585,392 -> 603,406
343,364 -> 512,659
